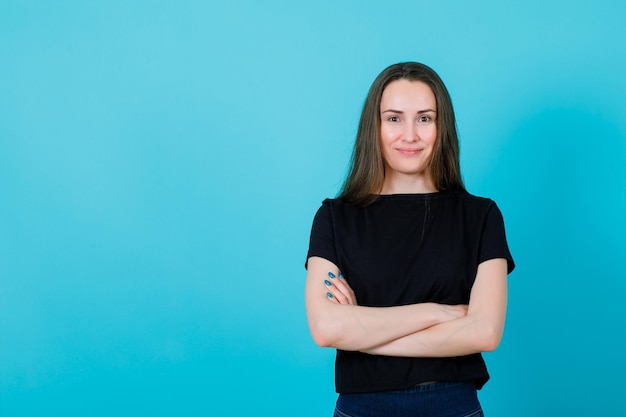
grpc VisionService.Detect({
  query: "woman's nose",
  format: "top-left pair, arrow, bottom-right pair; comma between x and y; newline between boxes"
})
404,125 -> 417,142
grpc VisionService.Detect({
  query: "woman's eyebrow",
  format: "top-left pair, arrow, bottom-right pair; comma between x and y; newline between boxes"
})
381,108 -> 436,113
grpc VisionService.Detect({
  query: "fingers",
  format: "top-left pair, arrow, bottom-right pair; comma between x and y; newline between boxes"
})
324,271 -> 357,305
325,290 -> 339,304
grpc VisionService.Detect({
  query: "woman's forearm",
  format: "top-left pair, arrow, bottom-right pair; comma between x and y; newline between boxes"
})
308,301 -> 463,351
305,257 -> 465,351
361,315 -> 500,357
362,259 -> 509,357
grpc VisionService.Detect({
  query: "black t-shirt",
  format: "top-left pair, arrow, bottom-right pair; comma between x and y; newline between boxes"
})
306,191 -> 515,393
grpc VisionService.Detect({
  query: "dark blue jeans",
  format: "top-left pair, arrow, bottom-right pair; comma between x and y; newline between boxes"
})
333,382 -> 484,417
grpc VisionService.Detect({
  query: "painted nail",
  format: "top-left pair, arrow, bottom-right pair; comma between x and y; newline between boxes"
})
328,272 -> 336,279
338,272 -> 345,279
324,280 -> 332,286
327,292 -> 333,299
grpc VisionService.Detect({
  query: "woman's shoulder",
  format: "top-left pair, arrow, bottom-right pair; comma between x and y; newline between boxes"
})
317,197 -> 340,208
319,197 -> 355,208
316,198 -> 358,218
314,197 -> 369,219
454,192 -> 512,228
453,191 -> 496,205
441,191 -> 501,217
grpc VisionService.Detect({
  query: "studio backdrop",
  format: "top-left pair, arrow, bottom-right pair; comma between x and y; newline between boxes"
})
1,1 -> 625,416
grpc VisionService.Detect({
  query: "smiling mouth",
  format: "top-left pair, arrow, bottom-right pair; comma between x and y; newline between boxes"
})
397,148 -> 422,155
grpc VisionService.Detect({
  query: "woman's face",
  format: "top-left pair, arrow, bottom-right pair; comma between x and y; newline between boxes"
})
379,79 -> 437,187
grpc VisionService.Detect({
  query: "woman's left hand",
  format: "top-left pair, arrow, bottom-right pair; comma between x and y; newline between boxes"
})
324,271 -> 357,305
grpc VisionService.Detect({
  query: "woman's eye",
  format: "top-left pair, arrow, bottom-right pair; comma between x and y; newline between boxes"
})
388,116 -> 400,122
418,115 -> 432,123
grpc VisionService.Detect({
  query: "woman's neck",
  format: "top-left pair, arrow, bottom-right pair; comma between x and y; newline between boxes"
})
380,173 -> 437,195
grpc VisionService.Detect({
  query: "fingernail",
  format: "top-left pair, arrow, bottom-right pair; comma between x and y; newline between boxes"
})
324,280 -> 332,286
328,272 -> 336,279
338,272 -> 345,279
327,292 -> 333,299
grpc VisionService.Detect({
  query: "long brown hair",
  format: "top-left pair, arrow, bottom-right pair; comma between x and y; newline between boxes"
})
338,62 -> 465,205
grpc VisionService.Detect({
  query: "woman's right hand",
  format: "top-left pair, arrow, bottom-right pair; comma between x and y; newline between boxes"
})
324,271 -> 357,305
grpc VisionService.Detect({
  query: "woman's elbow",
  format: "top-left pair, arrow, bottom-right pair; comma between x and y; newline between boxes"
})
478,323 -> 504,352
310,326 -> 333,347
309,318 -> 343,348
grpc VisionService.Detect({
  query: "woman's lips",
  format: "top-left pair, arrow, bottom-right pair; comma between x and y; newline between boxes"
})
397,148 -> 422,155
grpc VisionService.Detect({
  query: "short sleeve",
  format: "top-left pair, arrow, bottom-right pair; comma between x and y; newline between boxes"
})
478,202 -> 515,274
305,200 -> 339,269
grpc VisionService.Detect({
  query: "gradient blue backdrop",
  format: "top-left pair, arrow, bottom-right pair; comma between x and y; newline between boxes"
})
1,1 -> 625,416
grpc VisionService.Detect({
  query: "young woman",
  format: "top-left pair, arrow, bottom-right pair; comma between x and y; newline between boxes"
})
305,62 -> 515,417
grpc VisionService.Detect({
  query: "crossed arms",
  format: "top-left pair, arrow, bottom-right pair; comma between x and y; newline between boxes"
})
304,256 -> 508,357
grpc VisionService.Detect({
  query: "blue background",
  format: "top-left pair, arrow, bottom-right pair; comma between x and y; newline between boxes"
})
2,1 -> 625,415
